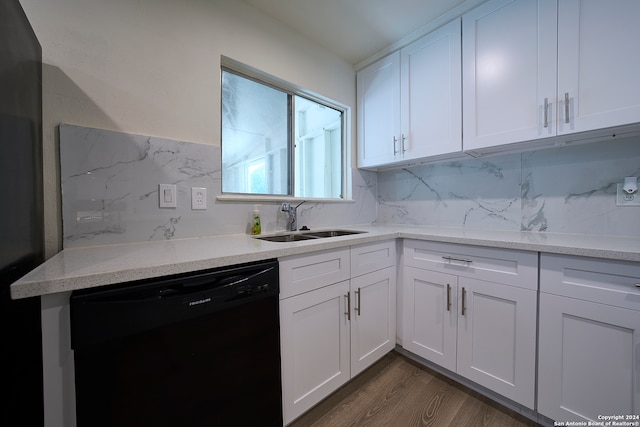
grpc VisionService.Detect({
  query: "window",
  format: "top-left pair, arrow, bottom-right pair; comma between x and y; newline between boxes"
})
221,66 -> 345,199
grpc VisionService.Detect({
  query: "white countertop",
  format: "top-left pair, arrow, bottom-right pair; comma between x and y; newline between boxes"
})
10,224 -> 640,299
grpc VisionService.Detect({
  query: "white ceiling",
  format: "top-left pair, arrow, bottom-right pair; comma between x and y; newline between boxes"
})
243,0 -> 485,66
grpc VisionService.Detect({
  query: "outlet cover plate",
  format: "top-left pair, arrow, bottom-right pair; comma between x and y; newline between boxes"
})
191,187 -> 207,210
616,183 -> 640,206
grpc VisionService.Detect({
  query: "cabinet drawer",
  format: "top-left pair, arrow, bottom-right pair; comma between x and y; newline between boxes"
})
351,240 -> 396,278
540,254 -> 640,311
403,240 -> 538,290
280,248 -> 351,299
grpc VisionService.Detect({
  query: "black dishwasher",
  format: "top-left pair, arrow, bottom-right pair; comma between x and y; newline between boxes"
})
70,259 -> 282,427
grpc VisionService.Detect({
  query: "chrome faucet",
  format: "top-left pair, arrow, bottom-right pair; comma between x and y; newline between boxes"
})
281,201 -> 305,231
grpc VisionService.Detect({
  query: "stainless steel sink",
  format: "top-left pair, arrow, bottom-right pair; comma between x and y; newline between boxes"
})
255,229 -> 365,242
303,230 -> 364,238
255,234 -> 318,242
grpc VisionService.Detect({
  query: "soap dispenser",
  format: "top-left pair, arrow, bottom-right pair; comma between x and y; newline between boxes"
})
250,204 -> 262,235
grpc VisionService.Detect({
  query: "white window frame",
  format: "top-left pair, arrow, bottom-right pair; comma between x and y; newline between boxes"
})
217,56 -> 352,203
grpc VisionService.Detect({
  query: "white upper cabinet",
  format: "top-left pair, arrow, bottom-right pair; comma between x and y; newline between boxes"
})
463,0 -> 640,153
357,19 -> 462,169
557,0 -> 640,135
399,19 -> 462,161
462,0 -> 557,151
357,51 -> 401,168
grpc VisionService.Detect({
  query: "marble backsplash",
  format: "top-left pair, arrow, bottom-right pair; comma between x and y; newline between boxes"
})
60,124 -> 377,248
60,124 -> 640,248
377,136 -> 640,238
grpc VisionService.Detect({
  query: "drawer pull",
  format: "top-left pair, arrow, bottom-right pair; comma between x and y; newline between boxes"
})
355,288 -> 361,316
635,283 -> 640,288
442,256 -> 473,264
446,284 -> 451,312
461,287 -> 466,316
345,292 -> 351,321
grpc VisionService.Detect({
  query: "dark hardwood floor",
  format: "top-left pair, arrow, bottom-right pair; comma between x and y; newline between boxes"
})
289,351 -> 541,427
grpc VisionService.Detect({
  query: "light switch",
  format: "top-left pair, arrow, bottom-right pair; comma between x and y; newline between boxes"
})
191,187 -> 207,210
159,184 -> 177,208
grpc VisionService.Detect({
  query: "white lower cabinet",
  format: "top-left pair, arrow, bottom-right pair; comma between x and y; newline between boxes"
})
403,268 -> 457,372
538,254 -> 640,422
350,266 -> 396,377
280,241 -> 396,425
402,240 -> 538,409
456,276 -> 536,407
280,279 -> 350,424
280,240 -> 640,424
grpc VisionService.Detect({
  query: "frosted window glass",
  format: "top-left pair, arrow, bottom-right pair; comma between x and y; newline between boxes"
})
294,96 -> 342,198
222,71 -> 289,195
221,69 -> 344,199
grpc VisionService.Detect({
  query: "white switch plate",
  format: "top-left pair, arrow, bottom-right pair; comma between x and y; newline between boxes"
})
159,184 -> 177,208
616,184 -> 640,206
191,187 -> 207,210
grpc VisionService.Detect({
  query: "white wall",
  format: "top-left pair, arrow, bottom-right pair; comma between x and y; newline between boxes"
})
19,0 -> 357,258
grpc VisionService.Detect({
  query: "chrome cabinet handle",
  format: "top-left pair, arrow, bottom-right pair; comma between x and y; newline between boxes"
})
446,284 -> 451,312
355,288 -> 361,316
461,287 -> 466,316
393,136 -> 399,155
564,92 -> 570,124
345,292 -> 351,320
635,283 -> 640,288
401,134 -> 407,153
543,97 -> 549,128
442,256 -> 473,264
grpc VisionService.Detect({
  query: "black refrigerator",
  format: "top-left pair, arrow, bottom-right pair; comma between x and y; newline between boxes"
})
0,1 -> 45,426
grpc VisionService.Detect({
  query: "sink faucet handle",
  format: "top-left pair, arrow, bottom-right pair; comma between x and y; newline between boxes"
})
281,201 -> 305,231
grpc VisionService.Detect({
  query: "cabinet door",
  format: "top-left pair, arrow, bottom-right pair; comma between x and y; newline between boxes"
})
456,277 -> 536,409
402,267 -> 457,372
557,0 -> 640,134
462,0 -> 557,151
538,292 -> 640,422
350,266 -> 396,376
357,51 -> 401,168
400,18 -> 462,159
280,280 -> 350,424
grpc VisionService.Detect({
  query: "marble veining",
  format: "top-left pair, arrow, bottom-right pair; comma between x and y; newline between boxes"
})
377,154 -> 522,230
60,125 -> 218,246
521,172 -> 548,232
59,124 -> 377,248
378,137 -> 640,238
60,124 -> 640,248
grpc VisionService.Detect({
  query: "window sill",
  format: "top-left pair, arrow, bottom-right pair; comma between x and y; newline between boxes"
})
216,194 -> 355,204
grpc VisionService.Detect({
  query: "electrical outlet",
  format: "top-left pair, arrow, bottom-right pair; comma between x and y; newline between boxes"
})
616,184 -> 640,206
159,184 -> 177,208
191,187 -> 207,210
